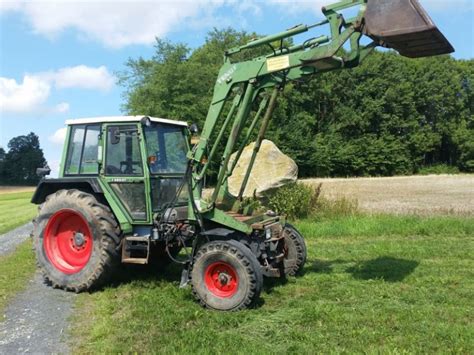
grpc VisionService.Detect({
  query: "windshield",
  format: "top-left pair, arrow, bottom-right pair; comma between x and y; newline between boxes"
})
144,123 -> 188,174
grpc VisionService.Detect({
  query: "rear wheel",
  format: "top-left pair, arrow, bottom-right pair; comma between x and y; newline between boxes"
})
282,223 -> 307,276
33,189 -> 120,292
190,240 -> 263,311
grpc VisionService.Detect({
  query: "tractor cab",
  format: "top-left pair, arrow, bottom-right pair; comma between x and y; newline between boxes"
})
58,116 -> 189,225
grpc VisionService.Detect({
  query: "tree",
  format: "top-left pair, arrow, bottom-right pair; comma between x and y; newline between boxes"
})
0,133 -> 47,185
119,28 -> 474,178
0,147 -> 5,183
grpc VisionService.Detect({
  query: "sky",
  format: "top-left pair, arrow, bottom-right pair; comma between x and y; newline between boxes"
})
1,0 -> 473,177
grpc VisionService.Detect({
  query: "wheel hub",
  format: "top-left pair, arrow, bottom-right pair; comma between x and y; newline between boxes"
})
43,209 -> 93,274
74,232 -> 85,247
204,262 -> 238,298
218,273 -> 230,285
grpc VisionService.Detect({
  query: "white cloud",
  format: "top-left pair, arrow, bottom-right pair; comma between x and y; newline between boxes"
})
49,127 -> 67,145
0,0 -> 227,49
0,65 -> 114,114
0,1 -> 21,12
1,0 -> 469,50
0,75 -> 51,113
49,65 -> 115,92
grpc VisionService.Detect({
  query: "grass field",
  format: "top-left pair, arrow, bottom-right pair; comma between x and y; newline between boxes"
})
0,191 -> 37,234
0,189 -> 37,314
71,214 -> 474,353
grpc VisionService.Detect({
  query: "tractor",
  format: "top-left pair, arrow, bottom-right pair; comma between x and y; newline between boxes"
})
32,0 -> 453,310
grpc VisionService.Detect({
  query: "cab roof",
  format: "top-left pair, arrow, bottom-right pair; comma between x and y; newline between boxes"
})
65,115 -> 188,127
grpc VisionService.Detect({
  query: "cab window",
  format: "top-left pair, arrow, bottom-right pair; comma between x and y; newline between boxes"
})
65,124 -> 100,175
105,125 -> 143,176
144,124 -> 187,174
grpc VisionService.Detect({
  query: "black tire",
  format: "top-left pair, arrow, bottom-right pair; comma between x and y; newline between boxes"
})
283,223 -> 307,276
190,240 -> 263,311
33,189 -> 121,292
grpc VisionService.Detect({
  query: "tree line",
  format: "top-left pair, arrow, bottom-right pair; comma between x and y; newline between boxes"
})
119,28 -> 473,178
0,132 -> 47,185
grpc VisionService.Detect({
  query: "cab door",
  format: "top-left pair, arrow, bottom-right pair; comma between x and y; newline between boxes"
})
101,123 -> 151,224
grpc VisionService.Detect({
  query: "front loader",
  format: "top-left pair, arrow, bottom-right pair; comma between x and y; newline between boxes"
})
32,0 -> 453,310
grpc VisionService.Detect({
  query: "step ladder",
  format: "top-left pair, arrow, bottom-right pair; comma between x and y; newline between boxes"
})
121,235 -> 150,264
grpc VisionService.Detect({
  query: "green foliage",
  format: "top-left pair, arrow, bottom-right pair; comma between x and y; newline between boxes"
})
71,214 -> 474,353
0,132 -> 47,185
265,182 -> 320,220
417,164 -> 460,175
119,29 -> 474,177
264,182 -> 358,220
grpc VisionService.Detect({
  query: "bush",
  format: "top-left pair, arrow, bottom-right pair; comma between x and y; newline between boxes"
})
265,182 -> 359,220
265,183 -> 321,220
417,164 -> 460,175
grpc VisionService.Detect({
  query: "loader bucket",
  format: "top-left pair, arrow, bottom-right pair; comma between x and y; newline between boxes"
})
364,0 -> 454,58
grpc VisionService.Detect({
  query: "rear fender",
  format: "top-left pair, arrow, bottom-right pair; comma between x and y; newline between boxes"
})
31,178 -> 132,233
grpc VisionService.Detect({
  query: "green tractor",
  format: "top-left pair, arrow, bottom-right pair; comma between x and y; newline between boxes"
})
32,0 -> 453,310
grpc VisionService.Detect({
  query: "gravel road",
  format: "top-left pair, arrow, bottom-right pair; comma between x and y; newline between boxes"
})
0,224 -> 75,354
0,223 -> 33,256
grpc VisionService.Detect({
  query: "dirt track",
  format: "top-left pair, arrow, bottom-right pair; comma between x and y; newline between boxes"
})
0,224 -> 74,354
303,174 -> 474,216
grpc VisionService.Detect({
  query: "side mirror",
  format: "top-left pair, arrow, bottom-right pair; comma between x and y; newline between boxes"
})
110,126 -> 121,145
36,167 -> 51,177
189,123 -> 199,135
140,116 -> 152,127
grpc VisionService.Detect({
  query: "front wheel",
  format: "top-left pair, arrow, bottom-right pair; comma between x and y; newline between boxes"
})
190,240 -> 263,311
282,223 -> 307,276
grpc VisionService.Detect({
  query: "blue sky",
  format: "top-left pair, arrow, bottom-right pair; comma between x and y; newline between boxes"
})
1,0 -> 473,177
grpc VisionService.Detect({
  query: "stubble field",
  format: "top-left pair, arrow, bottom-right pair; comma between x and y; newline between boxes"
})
303,174 -> 474,216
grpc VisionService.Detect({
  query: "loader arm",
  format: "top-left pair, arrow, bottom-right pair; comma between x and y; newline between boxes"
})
187,0 -> 453,225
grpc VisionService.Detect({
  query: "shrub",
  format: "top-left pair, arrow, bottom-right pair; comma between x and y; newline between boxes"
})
418,164 -> 460,175
265,183 -> 321,220
264,182 -> 359,220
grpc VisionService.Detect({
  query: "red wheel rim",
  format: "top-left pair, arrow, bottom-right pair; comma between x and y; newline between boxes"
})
204,262 -> 238,298
44,209 -> 93,274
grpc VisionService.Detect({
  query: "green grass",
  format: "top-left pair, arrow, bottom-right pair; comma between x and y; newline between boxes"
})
0,191 -> 37,234
0,239 -> 36,314
71,214 -> 474,353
